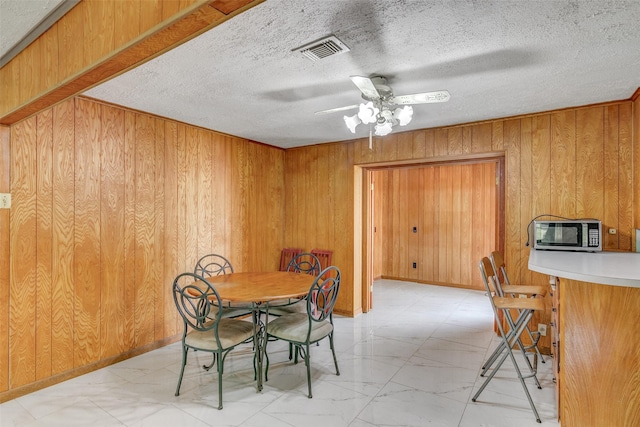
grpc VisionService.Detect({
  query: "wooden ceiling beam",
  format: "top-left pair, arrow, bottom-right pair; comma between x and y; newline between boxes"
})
0,0 -> 264,125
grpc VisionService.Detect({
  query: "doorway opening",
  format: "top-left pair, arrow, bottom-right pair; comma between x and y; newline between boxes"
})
357,155 -> 505,313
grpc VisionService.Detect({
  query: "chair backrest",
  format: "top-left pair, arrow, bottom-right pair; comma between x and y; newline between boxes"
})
307,265 -> 341,322
479,257 -> 499,296
194,254 -> 234,277
310,249 -> 333,270
279,247 -> 303,271
173,272 -> 222,332
287,252 -> 321,276
489,251 -> 509,296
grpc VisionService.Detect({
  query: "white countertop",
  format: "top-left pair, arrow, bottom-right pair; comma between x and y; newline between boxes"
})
528,249 -> 640,288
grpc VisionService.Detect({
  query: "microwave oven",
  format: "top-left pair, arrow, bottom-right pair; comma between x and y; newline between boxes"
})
533,219 -> 602,252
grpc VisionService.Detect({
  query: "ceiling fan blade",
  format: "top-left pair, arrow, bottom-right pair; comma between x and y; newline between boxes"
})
315,104 -> 359,115
390,90 -> 451,105
350,75 -> 381,100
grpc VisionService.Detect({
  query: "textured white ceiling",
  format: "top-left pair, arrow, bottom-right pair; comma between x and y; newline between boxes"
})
0,0 -> 66,61
5,1 -> 640,149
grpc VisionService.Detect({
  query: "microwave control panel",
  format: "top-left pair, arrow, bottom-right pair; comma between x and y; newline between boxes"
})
587,225 -> 600,247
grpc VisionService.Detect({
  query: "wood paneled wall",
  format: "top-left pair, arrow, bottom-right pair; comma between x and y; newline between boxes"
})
1,97 -> 284,398
2,96 -> 637,399
635,94 -> 640,235
0,0 -> 263,124
373,162 -> 498,290
283,144 -> 354,315
284,101 -> 635,339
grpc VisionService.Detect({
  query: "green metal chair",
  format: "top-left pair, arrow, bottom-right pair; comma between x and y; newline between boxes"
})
194,253 -> 252,319
172,272 -> 254,409
265,265 -> 341,398
268,252 -> 322,317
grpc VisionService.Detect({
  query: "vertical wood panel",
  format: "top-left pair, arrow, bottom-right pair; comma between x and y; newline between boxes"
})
504,119 -> 522,285
20,41 -> 40,105
140,0 -> 164,34
397,132 -> 413,160
471,163 -> 486,287
618,103 -> 633,250
134,114 -> 156,346
604,105 -> 620,249
379,134 -> 398,162
9,117 -> 37,388
210,133 -> 227,256
35,109 -> 53,379
576,108 -> 605,220
74,99 -> 102,366
197,126 -> 212,260
83,0 -> 115,65
316,145 -> 332,257
412,130 -> 427,159
635,97 -> 640,233
58,2 -> 85,81
164,121 -> 180,337
0,125 -> 9,393
0,59 -> 17,116
123,111 -> 136,349
550,111 -> 577,217
450,165 -> 462,283
459,164 -> 472,286
441,166 -> 452,282
154,119 -> 165,341
176,124 -> 188,274
100,104 -> 126,358
114,0 -> 141,46
448,127 -> 463,156
472,123 -> 493,153
184,126 -> 199,271
421,167 -> 434,281
520,118 -> 533,286
40,22 -> 60,90
492,121 -> 504,151
434,128 -> 448,157
462,126 -> 472,154
51,100 -> 75,375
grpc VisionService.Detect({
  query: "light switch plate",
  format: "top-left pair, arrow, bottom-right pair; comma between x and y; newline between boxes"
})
0,193 -> 10,209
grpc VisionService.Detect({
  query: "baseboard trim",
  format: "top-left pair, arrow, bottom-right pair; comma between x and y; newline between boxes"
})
0,334 -> 181,403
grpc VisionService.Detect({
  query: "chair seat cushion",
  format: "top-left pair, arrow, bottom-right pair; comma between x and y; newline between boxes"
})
266,313 -> 333,343
185,318 -> 254,351
219,306 -> 253,319
268,300 -> 306,316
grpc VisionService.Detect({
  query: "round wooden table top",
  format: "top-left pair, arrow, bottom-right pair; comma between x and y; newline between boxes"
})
204,271 -> 315,303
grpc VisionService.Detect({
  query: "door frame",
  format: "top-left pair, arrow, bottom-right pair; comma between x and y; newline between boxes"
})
357,153 -> 505,313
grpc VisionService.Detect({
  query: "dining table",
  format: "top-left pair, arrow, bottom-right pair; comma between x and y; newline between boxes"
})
202,271 -> 316,391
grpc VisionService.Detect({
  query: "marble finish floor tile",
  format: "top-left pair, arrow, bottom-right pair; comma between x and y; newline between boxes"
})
0,279 -> 559,427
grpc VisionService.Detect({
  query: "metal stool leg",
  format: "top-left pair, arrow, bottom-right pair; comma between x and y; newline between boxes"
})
475,257 -> 545,424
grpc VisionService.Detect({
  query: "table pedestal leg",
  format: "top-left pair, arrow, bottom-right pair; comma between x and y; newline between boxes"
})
253,303 -> 269,391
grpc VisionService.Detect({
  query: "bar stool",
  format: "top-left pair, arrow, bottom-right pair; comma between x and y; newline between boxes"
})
473,257 -> 545,423
489,251 -> 547,365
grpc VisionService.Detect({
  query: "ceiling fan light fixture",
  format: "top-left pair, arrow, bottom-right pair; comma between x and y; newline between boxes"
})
344,113 -> 361,133
394,105 -> 413,126
357,102 -> 379,124
379,108 -> 394,124
374,121 -> 393,136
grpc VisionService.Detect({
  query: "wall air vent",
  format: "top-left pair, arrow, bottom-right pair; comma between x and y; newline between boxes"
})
293,35 -> 350,61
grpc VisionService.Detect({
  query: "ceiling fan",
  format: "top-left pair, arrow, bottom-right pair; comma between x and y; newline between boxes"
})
316,75 -> 450,139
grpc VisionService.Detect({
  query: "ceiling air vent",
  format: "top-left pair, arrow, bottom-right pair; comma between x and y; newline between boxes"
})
293,35 -> 350,61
